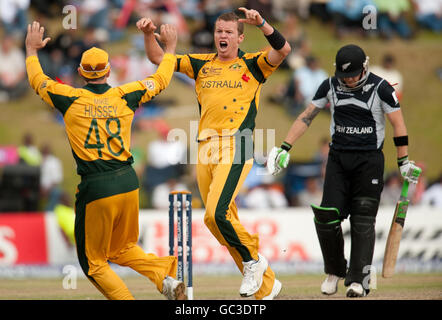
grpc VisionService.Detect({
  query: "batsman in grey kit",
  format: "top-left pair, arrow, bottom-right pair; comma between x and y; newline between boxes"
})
267,44 -> 420,297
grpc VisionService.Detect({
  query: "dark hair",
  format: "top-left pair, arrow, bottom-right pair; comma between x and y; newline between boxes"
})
216,12 -> 244,35
382,53 -> 395,65
305,55 -> 318,66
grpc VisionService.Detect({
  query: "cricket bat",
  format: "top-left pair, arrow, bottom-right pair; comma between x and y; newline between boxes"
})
382,168 -> 421,278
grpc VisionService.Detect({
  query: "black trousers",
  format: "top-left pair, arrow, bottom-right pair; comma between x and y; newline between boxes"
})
321,148 -> 385,217
318,148 -> 384,286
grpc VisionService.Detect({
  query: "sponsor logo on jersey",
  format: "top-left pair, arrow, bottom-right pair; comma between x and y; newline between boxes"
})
362,83 -> 375,93
201,66 -> 222,76
143,79 -> 155,91
336,86 -> 354,96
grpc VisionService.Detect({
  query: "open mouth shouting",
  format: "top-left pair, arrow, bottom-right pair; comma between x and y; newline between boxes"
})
218,40 -> 228,52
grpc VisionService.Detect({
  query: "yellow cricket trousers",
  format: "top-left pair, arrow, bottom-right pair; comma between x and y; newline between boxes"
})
197,134 -> 276,300
74,166 -> 177,300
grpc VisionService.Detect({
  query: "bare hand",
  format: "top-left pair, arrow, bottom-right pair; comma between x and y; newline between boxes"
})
237,7 -> 264,26
136,17 -> 157,34
154,24 -> 177,54
25,21 -> 51,56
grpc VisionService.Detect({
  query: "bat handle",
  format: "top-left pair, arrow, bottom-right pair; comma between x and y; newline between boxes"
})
400,167 -> 421,199
400,179 -> 409,199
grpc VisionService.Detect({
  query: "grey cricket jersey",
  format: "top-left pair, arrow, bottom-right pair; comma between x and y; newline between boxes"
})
312,72 -> 400,151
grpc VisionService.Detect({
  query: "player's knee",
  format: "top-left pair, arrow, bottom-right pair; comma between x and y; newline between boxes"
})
351,197 -> 379,217
311,204 -> 341,224
88,262 -> 108,277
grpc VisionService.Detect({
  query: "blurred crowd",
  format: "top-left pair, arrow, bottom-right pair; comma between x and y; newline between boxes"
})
0,0 -> 441,211
0,132 -> 65,212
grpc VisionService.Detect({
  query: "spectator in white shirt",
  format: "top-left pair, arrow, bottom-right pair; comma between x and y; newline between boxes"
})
0,36 -> 28,101
152,179 -> 188,209
370,53 -> 404,101
289,55 -> 328,115
0,0 -> 29,36
40,144 -> 63,211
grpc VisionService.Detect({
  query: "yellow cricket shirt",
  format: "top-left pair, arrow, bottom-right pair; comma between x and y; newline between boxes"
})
176,49 -> 279,141
26,53 -> 177,176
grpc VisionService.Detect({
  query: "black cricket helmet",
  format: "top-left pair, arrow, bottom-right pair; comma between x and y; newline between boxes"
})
334,44 -> 370,91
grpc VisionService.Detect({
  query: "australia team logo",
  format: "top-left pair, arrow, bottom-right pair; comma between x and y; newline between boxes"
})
229,63 -> 242,71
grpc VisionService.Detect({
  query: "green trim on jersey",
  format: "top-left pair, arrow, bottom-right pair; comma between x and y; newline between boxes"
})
241,54 -> 265,84
72,150 -> 134,176
238,96 -> 258,132
188,55 -> 210,80
176,57 -> 182,72
83,83 -> 112,94
47,92 -> 79,116
79,165 -> 139,202
122,89 -> 147,112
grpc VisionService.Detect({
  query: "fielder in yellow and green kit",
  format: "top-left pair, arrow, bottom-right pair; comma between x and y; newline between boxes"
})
139,7 -> 291,299
25,21 -> 186,300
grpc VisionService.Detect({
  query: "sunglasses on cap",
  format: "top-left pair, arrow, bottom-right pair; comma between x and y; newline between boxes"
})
80,62 -> 109,73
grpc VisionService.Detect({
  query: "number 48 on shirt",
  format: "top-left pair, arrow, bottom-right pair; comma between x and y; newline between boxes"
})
84,117 -> 125,158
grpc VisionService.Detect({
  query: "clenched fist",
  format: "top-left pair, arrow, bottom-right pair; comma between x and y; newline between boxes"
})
136,17 -> 157,34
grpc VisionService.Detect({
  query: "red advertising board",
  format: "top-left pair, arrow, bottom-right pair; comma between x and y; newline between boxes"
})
0,213 -> 47,265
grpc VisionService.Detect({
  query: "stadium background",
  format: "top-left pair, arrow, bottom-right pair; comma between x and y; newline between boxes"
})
0,0 -> 441,299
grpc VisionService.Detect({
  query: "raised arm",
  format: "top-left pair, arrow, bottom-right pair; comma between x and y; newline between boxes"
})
25,21 -> 77,111
238,7 -> 291,66
139,24 -> 177,102
136,17 -> 166,65
25,21 -> 52,92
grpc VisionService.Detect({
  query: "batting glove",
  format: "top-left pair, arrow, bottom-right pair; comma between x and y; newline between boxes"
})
267,142 -> 291,176
398,156 -> 421,184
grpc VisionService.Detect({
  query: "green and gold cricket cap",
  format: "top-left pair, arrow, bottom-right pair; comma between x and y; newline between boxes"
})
79,47 -> 110,79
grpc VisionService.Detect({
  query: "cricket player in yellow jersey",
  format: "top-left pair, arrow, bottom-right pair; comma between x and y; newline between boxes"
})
25,21 -> 187,300
139,8 -> 291,299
